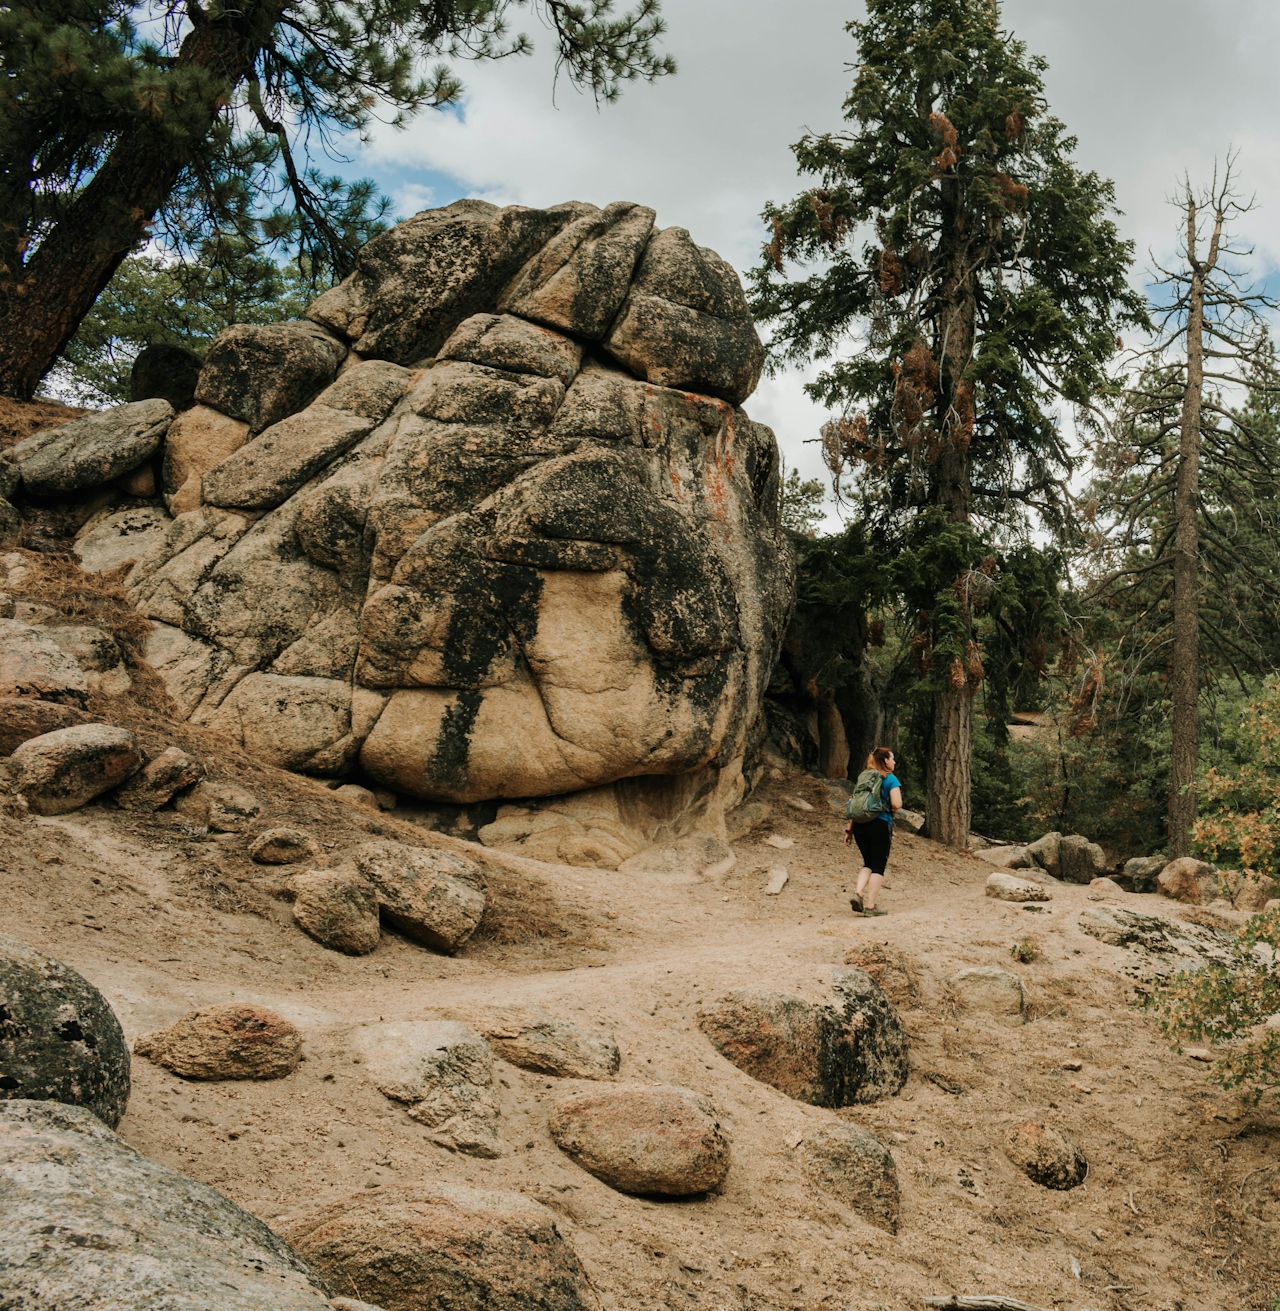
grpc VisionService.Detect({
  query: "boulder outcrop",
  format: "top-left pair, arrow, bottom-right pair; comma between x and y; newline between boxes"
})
39,198 -> 791,833
0,1100 -> 332,1310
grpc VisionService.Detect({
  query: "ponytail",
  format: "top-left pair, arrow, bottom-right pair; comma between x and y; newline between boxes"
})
866,747 -> 893,773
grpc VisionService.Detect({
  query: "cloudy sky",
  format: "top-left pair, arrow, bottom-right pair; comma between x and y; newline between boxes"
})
343,0 -> 1280,527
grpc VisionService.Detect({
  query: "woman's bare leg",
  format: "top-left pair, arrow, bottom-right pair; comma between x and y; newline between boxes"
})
862,871 -> 885,910
855,866 -> 873,898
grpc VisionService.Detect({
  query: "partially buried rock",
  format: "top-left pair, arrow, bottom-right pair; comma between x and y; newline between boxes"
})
292,870 -> 380,955
0,934 -> 131,1127
113,745 -> 204,812
548,1082 -> 730,1196
948,967 -> 1026,1027
11,398 -> 173,496
1157,856 -> 1218,905
356,1020 -> 503,1157
801,1122 -> 900,1234
463,1003 -> 620,1080
0,618 -> 89,706
985,872 -> 1050,903
134,1004 -> 302,1080
698,969 -> 909,1107
353,840 -> 485,953
616,833 -> 736,884
12,723 -> 141,816
1004,1120 -> 1088,1189
174,779 -> 263,831
1123,854 -> 1167,893
0,695 -> 90,755
251,826 -> 323,864
279,1182 -> 595,1311
1025,831 -> 1062,877
1076,904 -> 1179,951
0,1099 -> 333,1311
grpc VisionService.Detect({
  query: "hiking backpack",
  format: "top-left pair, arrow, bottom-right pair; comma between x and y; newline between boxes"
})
845,769 -> 887,823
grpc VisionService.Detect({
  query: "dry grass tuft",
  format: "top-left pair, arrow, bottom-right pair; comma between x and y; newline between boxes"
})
470,864 -> 602,953
0,397 -> 90,451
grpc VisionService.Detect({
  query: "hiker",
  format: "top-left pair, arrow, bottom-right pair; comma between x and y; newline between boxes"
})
844,747 -> 902,917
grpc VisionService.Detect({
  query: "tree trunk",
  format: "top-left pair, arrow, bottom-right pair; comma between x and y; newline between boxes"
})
927,686 -> 972,844
816,687 -> 850,779
0,5 -> 281,399
1169,265 -> 1206,856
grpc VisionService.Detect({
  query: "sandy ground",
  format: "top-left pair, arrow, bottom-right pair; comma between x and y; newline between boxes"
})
4,745 -> 1279,1311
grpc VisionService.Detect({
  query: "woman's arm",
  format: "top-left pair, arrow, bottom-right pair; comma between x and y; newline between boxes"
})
889,786 -> 903,814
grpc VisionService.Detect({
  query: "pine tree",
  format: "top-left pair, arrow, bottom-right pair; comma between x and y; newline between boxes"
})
0,0 -> 674,399
749,0 -> 1144,847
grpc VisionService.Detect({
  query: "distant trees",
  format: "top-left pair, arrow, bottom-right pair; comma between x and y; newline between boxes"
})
750,0 -> 1143,847
0,0 -> 674,399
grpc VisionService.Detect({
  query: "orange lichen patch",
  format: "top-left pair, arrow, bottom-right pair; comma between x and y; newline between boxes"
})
703,459 -> 730,522
668,466 -> 686,500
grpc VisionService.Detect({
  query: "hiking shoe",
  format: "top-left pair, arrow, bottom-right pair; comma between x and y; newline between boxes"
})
862,906 -> 887,917
849,893 -> 864,914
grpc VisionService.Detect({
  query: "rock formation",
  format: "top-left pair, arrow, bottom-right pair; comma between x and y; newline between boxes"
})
9,200 -> 792,855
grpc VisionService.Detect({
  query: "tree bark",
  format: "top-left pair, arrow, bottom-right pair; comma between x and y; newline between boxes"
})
0,3 -> 283,399
927,684 -> 972,844
1169,261 -> 1206,857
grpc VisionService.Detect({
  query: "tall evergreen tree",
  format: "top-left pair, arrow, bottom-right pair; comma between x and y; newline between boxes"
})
749,0 -> 1144,847
0,0 -> 674,399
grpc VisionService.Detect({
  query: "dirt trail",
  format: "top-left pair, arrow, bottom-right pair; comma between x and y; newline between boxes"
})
4,761 -> 1277,1310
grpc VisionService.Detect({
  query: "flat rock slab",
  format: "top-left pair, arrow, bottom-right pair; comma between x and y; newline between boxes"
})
134,1004 -> 302,1080
548,1082 -> 731,1196
976,846 -> 1034,870
0,1099 -> 332,1311
985,872 -> 1050,902
12,723 -> 141,816
0,935 -> 130,1127
12,398 -> 173,496
73,504 -> 173,575
801,1121 -> 900,1233
353,840 -> 486,953
291,870 -> 381,956
356,1020 -> 504,1157
279,1182 -> 596,1311
1004,1120 -> 1088,1189
461,1002 -> 620,1080
948,967 -> 1026,1027
698,969 -> 909,1107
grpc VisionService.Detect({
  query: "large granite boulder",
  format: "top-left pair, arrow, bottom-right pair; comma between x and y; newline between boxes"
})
0,1099 -> 333,1311
0,936 -> 131,1127
9,399 -> 172,496
82,198 -> 791,821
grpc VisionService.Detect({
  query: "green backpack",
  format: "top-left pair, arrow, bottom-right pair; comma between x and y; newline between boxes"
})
845,769 -> 887,823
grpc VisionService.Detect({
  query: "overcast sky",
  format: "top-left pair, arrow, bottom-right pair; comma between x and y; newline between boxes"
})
345,0 -> 1280,527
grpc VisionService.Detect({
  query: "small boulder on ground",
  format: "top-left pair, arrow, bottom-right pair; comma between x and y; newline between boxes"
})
801,1121 -> 900,1233
11,398 -> 173,495
279,1182 -> 595,1311
985,872 -> 1050,903
1157,856 -> 1218,905
895,808 -> 926,835
1089,877 -> 1125,898
355,1020 -> 504,1157
975,846 -> 1034,870
0,934 -> 131,1127
113,745 -> 204,812
1004,1120 -> 1088,1189
134,1004 -> 302,1080
948,966 -> 1026,1027
0,695 -> 90,755
1123,854 -> 1167,893
250,826 -> 323,864
548,1082 -> 731,1196
333,783 -> 381,811
174,779 -> 263,831
1,1099 -> 333,1311
291,870 -> 381,955
698,969 -> 909,1107
1058,834 -> 1108,884
1025,831 -> 1062,877
461,1003 -> 620,1080
12,723 -> 141,815
353,840 -> 486,953
0,618 -> 89,706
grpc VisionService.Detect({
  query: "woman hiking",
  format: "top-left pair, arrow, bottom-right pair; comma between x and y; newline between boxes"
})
844,747 -> 902,917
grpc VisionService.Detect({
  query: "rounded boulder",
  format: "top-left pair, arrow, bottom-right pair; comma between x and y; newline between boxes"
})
11,723 -> 142,816
0,934 -> 131,1127
548,1082 -> 730,1196
1004,1120 -> 1087,1190
279,1182 -> 596,1311
134,1004 -> 301,1080
801,1121 -> 900,1233
292,869 -> 380,955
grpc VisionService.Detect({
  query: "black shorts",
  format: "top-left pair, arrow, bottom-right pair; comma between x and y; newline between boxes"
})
852,820 -> 892,875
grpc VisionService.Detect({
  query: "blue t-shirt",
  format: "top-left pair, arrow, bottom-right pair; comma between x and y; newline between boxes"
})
879,773 -> 901,824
